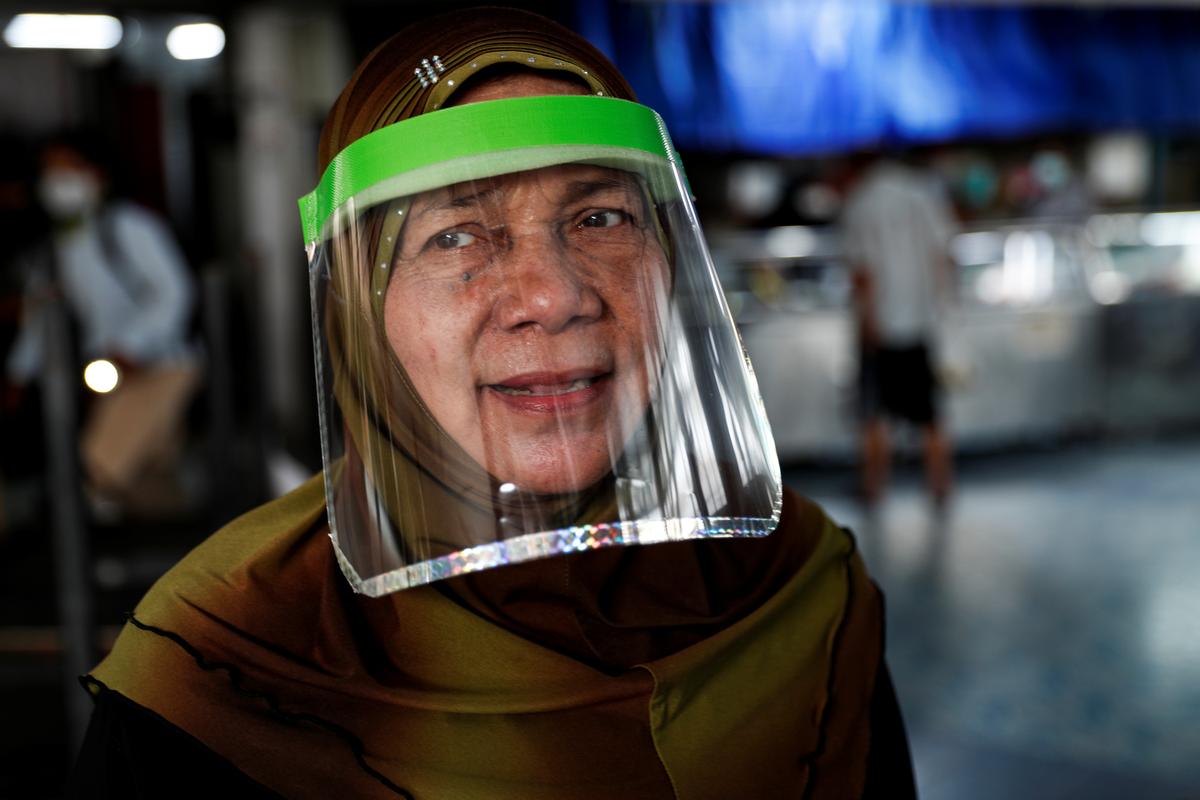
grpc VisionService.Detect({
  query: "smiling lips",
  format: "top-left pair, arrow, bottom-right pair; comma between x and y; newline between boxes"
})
485,369 -> 611,413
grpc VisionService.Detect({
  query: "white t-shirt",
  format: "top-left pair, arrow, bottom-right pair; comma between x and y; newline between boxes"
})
841,162 -> 959,345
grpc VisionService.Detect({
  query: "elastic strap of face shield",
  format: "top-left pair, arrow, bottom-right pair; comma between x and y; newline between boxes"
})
423,49 -> 612,113
369,198 -> 412,317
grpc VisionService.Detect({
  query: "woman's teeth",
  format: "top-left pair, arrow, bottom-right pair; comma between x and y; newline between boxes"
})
494,378 -> 594,397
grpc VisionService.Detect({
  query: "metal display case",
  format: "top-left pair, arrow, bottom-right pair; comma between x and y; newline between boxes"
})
713,226 -> 859,461
711,220 -> 1110,462
943,224 -> 1104,448
1085,211 -> 1200,431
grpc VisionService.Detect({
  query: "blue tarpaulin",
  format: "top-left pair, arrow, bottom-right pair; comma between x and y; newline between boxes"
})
574,1 -> 1200,154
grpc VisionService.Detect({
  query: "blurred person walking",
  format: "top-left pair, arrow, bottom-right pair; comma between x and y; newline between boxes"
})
6,132 -> 200,519
842,155 -> 959,506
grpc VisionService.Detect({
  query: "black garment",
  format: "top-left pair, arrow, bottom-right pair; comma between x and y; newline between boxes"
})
862,664 -> 918,800
66,682 -> 282,799
68,667 -> 916,799
859,343 -> 939,426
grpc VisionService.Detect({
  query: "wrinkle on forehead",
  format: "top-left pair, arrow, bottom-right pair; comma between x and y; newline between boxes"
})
407,164 -> 644,223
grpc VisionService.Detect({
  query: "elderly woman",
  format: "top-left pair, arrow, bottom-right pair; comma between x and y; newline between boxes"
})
70,8 -> 913,799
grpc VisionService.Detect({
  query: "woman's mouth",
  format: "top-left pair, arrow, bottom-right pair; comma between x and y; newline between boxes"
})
484,370 -> 611,413
491,377 -> 597,397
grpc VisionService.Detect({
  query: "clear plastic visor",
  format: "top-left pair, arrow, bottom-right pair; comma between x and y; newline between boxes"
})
303,97 -> 780,595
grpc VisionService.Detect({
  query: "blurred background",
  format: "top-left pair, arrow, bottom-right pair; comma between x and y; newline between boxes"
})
1,1 -> 1198,797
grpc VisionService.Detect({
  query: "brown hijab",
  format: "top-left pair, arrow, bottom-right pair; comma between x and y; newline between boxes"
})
317,7 -> 634,171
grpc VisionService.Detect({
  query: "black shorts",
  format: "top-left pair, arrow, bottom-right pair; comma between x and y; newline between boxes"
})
858,343 -> 940,426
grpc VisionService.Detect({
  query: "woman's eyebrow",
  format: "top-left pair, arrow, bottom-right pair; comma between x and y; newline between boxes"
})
409,175 -> 638,223
411,184 -> 502,220
559,176 -> 638,206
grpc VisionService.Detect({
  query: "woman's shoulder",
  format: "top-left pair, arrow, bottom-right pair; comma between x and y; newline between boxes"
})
90,470 -> 343,696
166,471 -> 328,582
120,471 -> 334,650
769,485 -> 859,572
69,681 -> 285,798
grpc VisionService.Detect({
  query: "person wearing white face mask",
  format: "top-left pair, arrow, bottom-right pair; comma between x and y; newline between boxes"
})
39,166 -> 103,220
7,132 -> 200,518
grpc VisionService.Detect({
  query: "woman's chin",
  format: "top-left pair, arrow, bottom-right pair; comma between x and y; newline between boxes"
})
486,445 -> 614,497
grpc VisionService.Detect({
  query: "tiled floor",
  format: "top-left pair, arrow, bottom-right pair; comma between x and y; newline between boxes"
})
787,436 -> 1200,800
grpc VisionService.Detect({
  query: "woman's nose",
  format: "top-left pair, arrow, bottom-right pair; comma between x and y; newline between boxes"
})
493,233 -> 603,333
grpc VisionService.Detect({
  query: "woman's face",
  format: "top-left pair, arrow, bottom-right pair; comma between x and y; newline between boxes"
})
382,75 -> 669,494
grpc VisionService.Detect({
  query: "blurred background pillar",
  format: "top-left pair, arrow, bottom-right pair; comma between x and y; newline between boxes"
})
232,7 -> 350,461
39,296 -> 93,754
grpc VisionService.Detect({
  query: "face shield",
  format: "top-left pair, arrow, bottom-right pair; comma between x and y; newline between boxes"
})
299,95 -> 780,596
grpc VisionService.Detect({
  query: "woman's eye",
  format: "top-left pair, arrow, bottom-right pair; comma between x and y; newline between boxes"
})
433,230 -> 477,250
580,210 -> 629,229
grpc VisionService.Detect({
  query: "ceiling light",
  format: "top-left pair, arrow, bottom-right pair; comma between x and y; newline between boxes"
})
3,13 -> 122,50
166,22 -> 224,61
